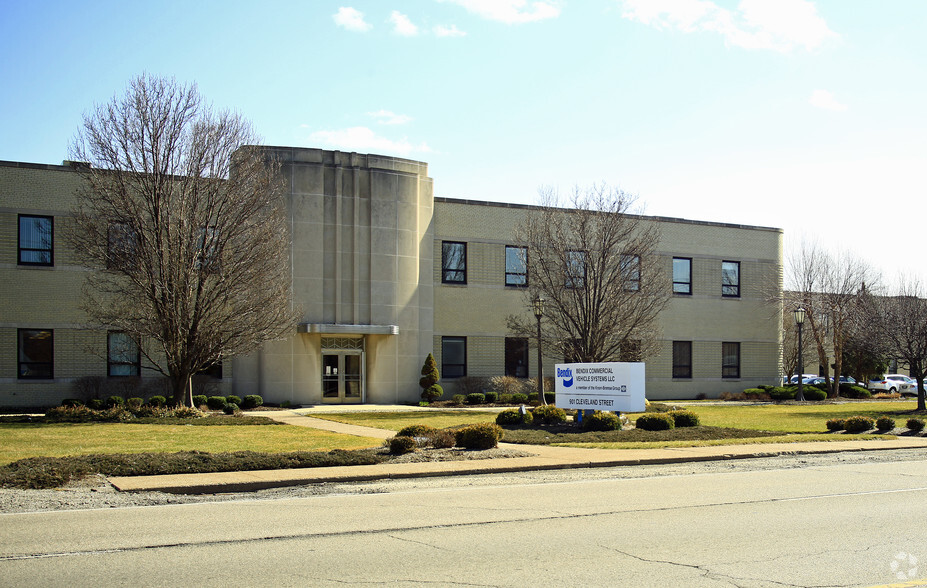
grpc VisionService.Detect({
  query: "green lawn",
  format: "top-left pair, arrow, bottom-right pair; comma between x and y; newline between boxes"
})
0,422 -> 382,467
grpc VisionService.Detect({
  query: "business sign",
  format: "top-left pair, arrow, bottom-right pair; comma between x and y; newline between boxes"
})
554,362 -> 646,412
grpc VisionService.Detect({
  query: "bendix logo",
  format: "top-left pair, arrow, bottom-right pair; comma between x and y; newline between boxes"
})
557,367 -> 574,388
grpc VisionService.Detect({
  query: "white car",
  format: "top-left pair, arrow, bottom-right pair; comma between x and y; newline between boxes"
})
868,374 -> 916,395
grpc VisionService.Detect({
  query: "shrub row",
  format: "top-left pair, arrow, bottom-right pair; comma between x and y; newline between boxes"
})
447,392 -> 554,406
387,422 -> 503,454
65,394 -> 263,412
826,416 -> 926,433
635,410 -> 700,431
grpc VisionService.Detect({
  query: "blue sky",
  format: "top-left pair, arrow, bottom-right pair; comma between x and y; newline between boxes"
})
2,1 -> 926,284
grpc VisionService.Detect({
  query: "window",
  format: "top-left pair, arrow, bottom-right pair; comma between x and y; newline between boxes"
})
722,342 -> 741,378
505,246 -> 528,287
108,222 -> 138,269
18,329 -> 53,379
722,261 -> 740,297
672,341 -> 692,378
197,226 -> 220,271
18,215 -> 53,266
198,362 -> 223,379
673,258 -> 692,295
441,336 -> 467,378
565,250 -> 586,289
505,337 -> 529,378
441,241 -> 466,284
108,332 -> 140,377
620,254 -> 640,291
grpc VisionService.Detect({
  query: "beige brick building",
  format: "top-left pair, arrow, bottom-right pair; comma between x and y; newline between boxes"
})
1,148 -> 783,408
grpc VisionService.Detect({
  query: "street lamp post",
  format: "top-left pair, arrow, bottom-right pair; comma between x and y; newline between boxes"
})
794,307 -> 806,402
533,295 -> 546,406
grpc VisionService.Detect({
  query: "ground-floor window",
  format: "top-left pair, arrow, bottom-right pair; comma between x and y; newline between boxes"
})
672,341 -> 692,378
18,328 -> 53,379
722,342 -> 741,378
442,336 -> 467,378
108,332 -> 140,377
504,337 -> 528,378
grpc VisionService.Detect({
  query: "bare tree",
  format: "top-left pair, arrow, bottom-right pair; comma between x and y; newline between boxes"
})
863,278 -> 927,411
507,185 -> 670,367
785,240 -> 878,397
68,74 -> 298,406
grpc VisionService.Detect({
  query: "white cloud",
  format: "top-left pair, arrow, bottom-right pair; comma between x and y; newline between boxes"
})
434,24 -> 467,37
368,109 -> 413,125
619,0 -> 838,53
389,11 -> 419,36
442,0 -> 561,24
808,89 -> 848,112
307,127 -> 431,156
333,7 -> 372,32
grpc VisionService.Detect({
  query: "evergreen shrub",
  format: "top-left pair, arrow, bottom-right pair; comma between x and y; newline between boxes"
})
875,416 -> 895,431
496,408 -> 533,426
226,395 -> 242,406
669,410 -> 700,427
843,415 -> 874,433
147,395 -> 167,407
106,395 -> 125,408
206,396 -> 228,411
825,418 -> 846,431
466,393 -> 486,405
532,404 -> 567,424
802,388 -> 827,401
583,411 -> 621,431
635,413 -> 675,431
397,424 -> 439,438
768,387 -> 796,401
126,397 -> 144,410
841,385 -> 871,399
452,394 -> 466,405
192,395 -> 208,407
483,391 -> 498,403
454,423 -> 503,449
388,436 -> 417,455
511,393 -> 529,404
223,402 -> 240,415
907,418 -> 926,432
241,395 -> 263,409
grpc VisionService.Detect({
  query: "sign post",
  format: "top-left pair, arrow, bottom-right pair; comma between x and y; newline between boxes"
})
554,362 -> 646,414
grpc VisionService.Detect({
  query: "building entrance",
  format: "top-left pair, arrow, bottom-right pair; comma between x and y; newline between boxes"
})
321,337 -> 364,404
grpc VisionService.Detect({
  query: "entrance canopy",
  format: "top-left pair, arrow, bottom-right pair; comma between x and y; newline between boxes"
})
298,323 -> 399,336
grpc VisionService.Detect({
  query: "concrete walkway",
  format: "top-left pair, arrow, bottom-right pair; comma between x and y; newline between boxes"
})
108,408 -> 927,494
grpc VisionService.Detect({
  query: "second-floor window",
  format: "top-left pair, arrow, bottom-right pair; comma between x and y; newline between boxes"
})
505,246 -> 527,287
620,254 -> 640,291
722,261 -> 740,297
442,241 -> 466,284
673,257 -> 692,294
565,250 -> 586,289
18,215 -> 53,266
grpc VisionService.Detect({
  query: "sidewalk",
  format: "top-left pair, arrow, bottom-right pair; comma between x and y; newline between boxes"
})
108,408 -> 927,494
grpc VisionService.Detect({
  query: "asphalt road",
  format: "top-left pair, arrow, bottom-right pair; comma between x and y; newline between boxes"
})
3,451 -> 927,587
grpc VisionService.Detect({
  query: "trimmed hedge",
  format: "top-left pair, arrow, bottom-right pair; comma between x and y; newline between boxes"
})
801,388 -> 827,401
843,415 -> 874,433
397,424 -> 439,438
907,418 -> 925,432
825,418 -> 846,432
454,423 -> 503,449
388,436 -> 417,455
496,408 -> 534,426
635,413 -> 675,431
840,385 -> 872,399
241,395 -> 263,409
583,411 -> 621,431
466,393 -> 485,405
876,416 -> 895,431
669,410 -> 700,427
532,405 -> 567,424
192,394 -> 208,408
206,396 -> 228,411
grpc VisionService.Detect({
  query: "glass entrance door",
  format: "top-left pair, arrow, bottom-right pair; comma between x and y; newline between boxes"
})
321,351 -> 364,404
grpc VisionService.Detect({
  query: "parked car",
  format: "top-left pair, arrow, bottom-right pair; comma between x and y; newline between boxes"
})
868,374 -> 916,395
787,374 -> 818,384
